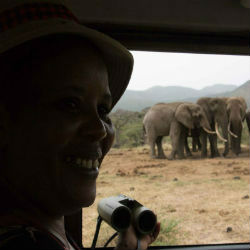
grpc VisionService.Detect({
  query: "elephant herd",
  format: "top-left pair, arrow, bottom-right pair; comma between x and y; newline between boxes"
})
143,97 -> 249,160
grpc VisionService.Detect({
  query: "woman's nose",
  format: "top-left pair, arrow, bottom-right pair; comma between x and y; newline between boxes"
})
81,116 -> 107,142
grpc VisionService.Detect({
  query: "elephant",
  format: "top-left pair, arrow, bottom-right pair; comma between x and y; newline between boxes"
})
226,96 -> 247,155
196,97 -> 229,158
184,128 -> 201,157
143,102 -> 214,160
246,111 -> 250,133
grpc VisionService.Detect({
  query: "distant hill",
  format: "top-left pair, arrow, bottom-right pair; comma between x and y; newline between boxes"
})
225,80 -> 250,108
113,83 -> 239,111
198,84 -> 238,96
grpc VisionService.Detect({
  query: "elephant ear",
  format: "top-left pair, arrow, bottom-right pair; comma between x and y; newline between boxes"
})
175,103 -> 194,129
239,97 -> 247,120
239,103 -> 246,121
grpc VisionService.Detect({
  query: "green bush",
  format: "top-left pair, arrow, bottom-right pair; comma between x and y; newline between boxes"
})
120,123 -> 144,147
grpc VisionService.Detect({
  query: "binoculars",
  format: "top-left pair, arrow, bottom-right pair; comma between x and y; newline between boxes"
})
97,194 -> 157,235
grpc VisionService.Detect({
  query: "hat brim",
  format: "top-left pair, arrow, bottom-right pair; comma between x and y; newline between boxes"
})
0,18 -> 133,108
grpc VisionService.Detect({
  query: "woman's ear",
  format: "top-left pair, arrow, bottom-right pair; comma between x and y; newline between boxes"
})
175,103 -> 194,129
0,105 -> 10,150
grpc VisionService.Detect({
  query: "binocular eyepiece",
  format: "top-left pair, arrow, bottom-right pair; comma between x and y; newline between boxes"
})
97,194 -> 156,235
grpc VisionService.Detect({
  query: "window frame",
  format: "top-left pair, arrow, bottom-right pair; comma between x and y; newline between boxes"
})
65,1 -> 250,249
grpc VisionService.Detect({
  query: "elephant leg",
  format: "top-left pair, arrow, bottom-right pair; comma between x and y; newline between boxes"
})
169,121 -> 182,160
230,135 -> 236,154
185,136 -> 192,156
213,134 -> 220,157
222,140 -> 229,157
155,136 -> 166,159
191,128 -> 201,152
235,133 -> 242,156
147,133 -> 157,159
197,137 -> 202,151
169,134 -> 177,160
192,137 -> 197,152
201,131 -> 207,158
238,133 -> 242,154
200,131 -> 207,158
209,134 -> 220,158
231,135 -> 240,156
220,124 -> 229,157
178,135 -> 186,159
176,125 -> 186,159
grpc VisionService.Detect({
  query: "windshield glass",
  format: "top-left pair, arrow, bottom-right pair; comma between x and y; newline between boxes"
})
82,51 -> 250,247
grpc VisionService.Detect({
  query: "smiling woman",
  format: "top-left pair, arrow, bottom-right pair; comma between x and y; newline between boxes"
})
0,0 -> 160,250
0,36 -> 113,212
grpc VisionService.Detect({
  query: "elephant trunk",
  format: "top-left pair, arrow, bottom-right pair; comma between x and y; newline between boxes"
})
214,111 -> 229,156
229,113 -> 242,136
218,118 -> 229,157
200,113 -> 216,135
228,122 -> 238,138
215,122 -> 227,142
229,117 -> 242,155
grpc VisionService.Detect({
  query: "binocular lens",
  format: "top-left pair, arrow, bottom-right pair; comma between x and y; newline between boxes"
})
138,210 -> 156,233
112,206 -> 131,231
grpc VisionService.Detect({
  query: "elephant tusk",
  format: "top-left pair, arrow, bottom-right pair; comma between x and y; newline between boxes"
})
215,122 -> 228,142
202,126 -> 216,134
228,123 -> 238,138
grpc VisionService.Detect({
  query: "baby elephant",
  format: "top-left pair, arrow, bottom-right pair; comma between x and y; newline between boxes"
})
143,102 -> 214,159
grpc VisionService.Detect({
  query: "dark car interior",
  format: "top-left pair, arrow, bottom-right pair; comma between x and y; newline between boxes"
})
65,0 -> 250,249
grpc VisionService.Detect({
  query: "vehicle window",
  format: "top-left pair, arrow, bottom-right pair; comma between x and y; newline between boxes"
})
82,51 -> 250,247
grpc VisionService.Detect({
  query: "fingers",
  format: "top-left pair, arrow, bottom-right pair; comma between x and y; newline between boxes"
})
138,222 -> 161,249
115,221 -> 161,250
145,222 -> 161,244
149,222 -> 161,244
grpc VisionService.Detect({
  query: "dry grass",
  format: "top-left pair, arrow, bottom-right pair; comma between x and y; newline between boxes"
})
82,145 -> 250,247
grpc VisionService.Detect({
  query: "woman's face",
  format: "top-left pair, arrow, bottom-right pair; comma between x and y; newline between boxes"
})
3,39 -> 115,215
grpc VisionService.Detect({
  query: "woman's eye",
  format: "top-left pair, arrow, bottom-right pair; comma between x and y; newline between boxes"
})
98,105 -> 111,121
58,98 -> 80,113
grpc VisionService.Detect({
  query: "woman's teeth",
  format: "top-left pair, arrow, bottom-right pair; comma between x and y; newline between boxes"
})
65,157 -> 99,169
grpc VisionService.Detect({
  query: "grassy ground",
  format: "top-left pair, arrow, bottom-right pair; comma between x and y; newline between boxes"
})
82,144 -> 250,248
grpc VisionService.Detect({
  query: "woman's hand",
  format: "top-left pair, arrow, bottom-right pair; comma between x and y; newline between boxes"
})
114,222 -> 160,250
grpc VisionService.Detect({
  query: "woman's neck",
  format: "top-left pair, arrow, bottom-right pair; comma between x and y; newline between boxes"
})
0,176 -> 70,248
0,211 -> 70,249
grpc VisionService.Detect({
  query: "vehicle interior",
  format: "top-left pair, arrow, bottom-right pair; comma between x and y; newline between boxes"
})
65,0 -> 250,249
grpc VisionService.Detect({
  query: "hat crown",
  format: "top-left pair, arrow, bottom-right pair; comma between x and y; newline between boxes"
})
0,0 -> 133,108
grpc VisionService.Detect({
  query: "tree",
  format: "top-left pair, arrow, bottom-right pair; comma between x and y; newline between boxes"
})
110,109 -> 135,147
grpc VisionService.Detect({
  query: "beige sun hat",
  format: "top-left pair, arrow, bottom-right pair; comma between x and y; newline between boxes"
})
0,0 -> 133,108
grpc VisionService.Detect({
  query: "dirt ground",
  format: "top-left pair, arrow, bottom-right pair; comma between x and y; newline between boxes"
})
82,144 -> 250,247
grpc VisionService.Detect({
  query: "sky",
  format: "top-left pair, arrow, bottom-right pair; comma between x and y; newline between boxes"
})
127,51 -> 250,91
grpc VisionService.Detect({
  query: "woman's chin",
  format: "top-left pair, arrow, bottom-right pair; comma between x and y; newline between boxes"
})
80,191 -> 96,208
60,194 -> 96,216
58,183 -> 97,214
79,184 -> 97,207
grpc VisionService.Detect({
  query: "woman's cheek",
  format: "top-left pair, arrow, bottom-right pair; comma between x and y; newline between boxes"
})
102,123 -> 115,156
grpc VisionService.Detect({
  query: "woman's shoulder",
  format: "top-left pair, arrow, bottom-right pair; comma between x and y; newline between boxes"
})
0,225 -> 69,249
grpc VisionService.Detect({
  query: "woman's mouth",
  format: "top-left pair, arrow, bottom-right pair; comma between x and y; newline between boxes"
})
64,156 -> 100,170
